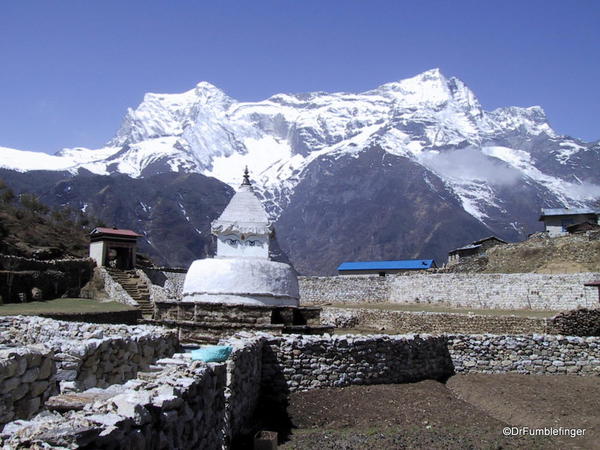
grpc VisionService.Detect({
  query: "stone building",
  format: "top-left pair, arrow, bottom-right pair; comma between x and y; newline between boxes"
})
539,208 -> 600,237
89,227 -> 142,270
447,236 -> 507,266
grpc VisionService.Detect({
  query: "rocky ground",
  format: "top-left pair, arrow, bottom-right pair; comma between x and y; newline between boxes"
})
243,374 -> 598,450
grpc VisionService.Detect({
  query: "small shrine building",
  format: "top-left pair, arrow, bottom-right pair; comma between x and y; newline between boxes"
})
89,227 -> 142,270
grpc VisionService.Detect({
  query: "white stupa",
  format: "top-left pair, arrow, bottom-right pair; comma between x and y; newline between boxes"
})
182,168 -> 300,307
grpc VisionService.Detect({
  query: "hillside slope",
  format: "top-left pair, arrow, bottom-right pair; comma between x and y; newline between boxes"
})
0,169 -> 233,267
0,179 -> 92,259
447,232 -> 600,273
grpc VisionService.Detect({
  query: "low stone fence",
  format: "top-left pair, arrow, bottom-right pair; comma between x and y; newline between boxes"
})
261,334 -> 454,402
0,317 -> 179,391
1,326 -> 600,447
448,334 -> 600,376
39,309 -> 141,325
0,254 -> 95,303
0,355 -> 226,449
321,307 -> 548,334
0,345 -> 56,426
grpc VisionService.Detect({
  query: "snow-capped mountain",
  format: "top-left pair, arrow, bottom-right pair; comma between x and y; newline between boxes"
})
1,69 -> 599,273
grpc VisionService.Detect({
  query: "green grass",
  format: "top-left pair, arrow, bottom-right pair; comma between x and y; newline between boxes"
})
324,302 -> 559,318
0,298 -> 135,316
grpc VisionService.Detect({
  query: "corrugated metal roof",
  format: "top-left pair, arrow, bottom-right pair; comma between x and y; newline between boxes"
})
449,244 -> 481,254
540,208 -> 599,218
91,227 -> 142,237
337,260 -> 436,271
472,236 -> 507,245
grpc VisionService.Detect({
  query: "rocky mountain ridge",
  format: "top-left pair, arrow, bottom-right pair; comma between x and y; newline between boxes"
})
1,69 -> 599,273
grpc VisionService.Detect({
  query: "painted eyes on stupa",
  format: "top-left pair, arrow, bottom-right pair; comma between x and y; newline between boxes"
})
225,238 -> 259,247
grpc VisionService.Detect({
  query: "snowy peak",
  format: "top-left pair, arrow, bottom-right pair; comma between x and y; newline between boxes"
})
0,68 -> 596,226
110,81 -> 234,147
374,68 -> 480,110
490,105 -> 555,137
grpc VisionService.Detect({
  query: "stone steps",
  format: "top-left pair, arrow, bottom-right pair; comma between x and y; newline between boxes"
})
106,268 -> 154,319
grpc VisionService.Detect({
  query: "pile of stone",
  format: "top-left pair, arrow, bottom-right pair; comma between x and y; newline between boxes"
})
547,308 -> 600,336
0,345 -> 56,425
321,307 -> 550,335
0,355 -> 226,449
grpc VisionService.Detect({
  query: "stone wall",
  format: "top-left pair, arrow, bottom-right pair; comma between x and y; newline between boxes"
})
1,327 -> 600,447
261,334 -> 454,402
0,317 -> 179,391
39,309 -> 141,325
0,354 -> 226,449
300,272 -> 600,310
92,267 -> 139,306
389,272 -> 600,310
0,345 -> 56,426
223,334 -> 265,445
141,268 -> 186,303
0,254 -> 95,303
321,307 -> 548,334
448,334 -> 600,376
299,275 -> 389,304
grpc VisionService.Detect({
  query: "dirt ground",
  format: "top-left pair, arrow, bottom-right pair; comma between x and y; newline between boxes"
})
242,374 -> 598,450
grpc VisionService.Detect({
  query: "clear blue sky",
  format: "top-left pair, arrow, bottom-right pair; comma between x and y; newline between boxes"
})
1,0 -> 599,153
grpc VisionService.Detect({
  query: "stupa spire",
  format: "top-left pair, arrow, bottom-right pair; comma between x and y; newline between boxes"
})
241,166 -> 251,186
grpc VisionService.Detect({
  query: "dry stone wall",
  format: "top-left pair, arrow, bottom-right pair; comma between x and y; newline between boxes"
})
222,334 -> 266,445
448,334 -> 600,376
0,254 -> 94,303
92,267 -> 139,306
389,272 -> 600,310
0,317 -> 179,391
0,345 -> 56,426
321,307 -> 548,334
0,354 -> 226,449
300,272 -> 600,310
141,268 -> 186,303
261,334 -> 454,402
2,324 -> 600,448
299,275 -> 389,304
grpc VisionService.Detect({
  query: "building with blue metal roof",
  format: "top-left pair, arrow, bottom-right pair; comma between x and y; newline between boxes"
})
337,259 -> 437,275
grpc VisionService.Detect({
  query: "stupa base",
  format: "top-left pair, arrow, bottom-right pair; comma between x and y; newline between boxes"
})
150,300 -> 333,344
181,293 -> 299,307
